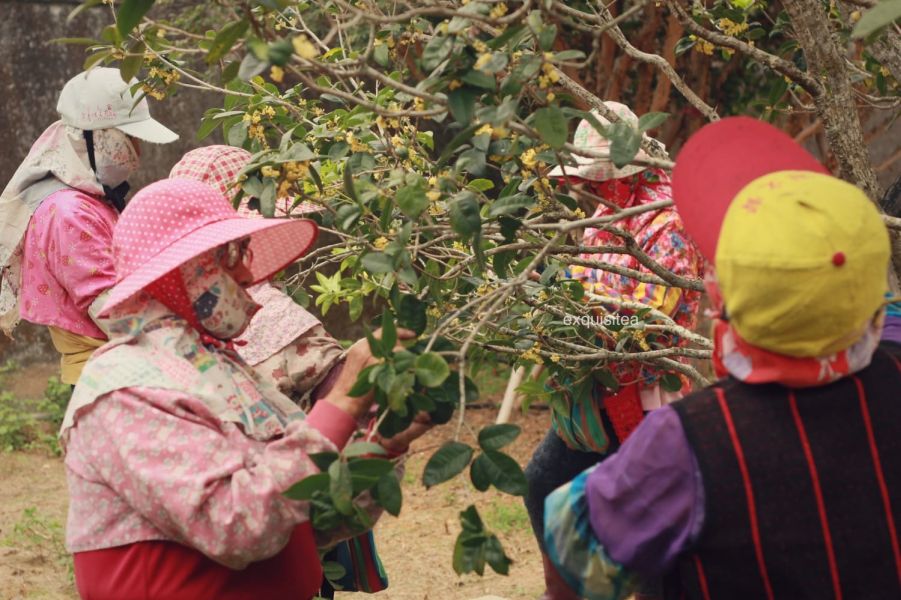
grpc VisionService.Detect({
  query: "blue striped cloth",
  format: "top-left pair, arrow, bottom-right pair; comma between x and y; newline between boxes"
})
543,468 -> 638,600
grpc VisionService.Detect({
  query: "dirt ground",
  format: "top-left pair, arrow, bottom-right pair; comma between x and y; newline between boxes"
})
0,379 -> 550,600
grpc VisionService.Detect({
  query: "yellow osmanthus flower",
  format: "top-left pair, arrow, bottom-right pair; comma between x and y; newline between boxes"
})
248,124 -> 267,145
413,97 -> 426,111
694,39 -> 715,55
269,65 -> 284,83
521,344 -> 543,364
521,148 -> 538,169
373,236 -> 389,250
474,52 -> 493,71
489,2 -> 508,19
448,79 -> 463,91
426,190 -> 441,202
293,35 -> 319,60
717,18 -> 749,36
284,161 -> 309,181
260,165 -> 281,178
427,306 -> 442,318
452,241 -> 467,252
472,39 -> 488,53
261,105 -> 276,118
574,208 -> 586,219
475,123 -> 493,136
550,353 -> 561,363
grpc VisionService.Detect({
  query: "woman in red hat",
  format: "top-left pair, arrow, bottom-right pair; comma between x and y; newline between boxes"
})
61,178 -> 426,599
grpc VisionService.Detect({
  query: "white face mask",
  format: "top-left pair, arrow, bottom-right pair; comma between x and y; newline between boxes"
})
92,128 -> 140,188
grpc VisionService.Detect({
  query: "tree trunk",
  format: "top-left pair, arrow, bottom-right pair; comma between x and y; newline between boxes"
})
783,0 -> 882,200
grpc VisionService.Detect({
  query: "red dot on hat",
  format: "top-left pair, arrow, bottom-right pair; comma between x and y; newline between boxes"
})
832,252 -> 846,267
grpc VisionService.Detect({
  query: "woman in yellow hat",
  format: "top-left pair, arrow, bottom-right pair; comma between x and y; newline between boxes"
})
541,118 -> 901,600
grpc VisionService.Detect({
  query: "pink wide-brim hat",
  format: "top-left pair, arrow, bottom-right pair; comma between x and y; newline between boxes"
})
98,178 -> 318,317
547,101 -> 662,182
170,145 -> 321,217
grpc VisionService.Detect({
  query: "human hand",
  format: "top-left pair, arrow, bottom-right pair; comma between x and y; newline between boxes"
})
372,412 -> 433,456
323,327 -> 415,419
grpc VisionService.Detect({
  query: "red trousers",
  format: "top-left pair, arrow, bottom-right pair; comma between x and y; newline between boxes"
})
73,523 -> 322,600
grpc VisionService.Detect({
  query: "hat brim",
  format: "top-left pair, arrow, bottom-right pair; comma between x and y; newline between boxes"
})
672,116 -> 829,261
98,217 -> 317,317
546,149 -> 651,182
116,118 -> 179,144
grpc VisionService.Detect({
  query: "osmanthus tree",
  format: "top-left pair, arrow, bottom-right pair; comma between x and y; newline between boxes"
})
64,0 -> 899,578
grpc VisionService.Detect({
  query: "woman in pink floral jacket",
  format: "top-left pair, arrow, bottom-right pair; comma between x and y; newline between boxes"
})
62,178 -> 424,599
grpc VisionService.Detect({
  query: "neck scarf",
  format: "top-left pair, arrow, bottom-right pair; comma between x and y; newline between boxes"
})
0,122 -> 138,333
706,267 -> 883,387
62,282 -> 299,448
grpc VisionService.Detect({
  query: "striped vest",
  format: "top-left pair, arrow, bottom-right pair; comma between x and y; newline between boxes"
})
669,346 -> 901,599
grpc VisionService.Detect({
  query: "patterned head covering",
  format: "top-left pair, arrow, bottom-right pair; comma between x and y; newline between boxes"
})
547,102 -> 664,182
170,145 -> 320,217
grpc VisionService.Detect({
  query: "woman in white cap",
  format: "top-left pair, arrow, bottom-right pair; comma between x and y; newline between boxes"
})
62,178 -> 427,599
525,101 -> 703,600
0,67 -> 178,384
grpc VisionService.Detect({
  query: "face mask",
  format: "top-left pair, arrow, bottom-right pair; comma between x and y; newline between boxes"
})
92,128 -> 140,189
180,250 -> 261,340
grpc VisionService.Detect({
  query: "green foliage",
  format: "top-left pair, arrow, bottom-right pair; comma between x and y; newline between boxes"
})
2,507 -> 72,579
453,505 -> 513,576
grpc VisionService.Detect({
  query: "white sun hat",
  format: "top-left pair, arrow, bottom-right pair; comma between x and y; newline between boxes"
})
56,67 -> 179,144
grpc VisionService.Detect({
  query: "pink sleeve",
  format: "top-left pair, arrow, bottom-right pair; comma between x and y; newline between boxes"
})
50,199 -> 117,312
70,388 -> 339,569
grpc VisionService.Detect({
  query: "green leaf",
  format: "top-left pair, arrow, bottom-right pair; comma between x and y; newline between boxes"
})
477,424 -> 521,451
456,149 -> 487,175
387,372 -> 415,414
117,0 -> 154,38
238,52 -> 268,81
449,192 -> 482,239
348,295 -> 364,321
470,454 -> 492,491
347,364 -> 376,397
362,252 -> 395,274
488,194 -> 534,217
532,106 -> 569,149
396,184 -> 429,218
853,0 -> 901,38
343,442 -> 386,458
373,43 -> 390,67
283,472 -> 329,500
437,124 -> 479,167
608,121 -> 642,168
467,179 -> 495,192
206,20 -> 249,64
259,179 -> 276,217
638,112 -> 668,132
484,535 -> 512,575
421,35 -> 454,70
660,373 -> 683,392
329,460 -> 354,515
343,161 -> 359,203
462,69 -> 497,90
349,458 -> 394,494
448,88 -> 478,124
396,295 -> 427,335
119,41 -> 145,82
375,471 -> 402,516
380,309 -> 397,354
422,441 -> 474,488
478,450 -> 527,496
322,561 -> 347,585
310,451 -> 339,471
414,352 -> 450,388
336,204 -> 362,231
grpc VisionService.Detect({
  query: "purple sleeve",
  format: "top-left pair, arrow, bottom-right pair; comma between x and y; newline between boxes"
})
585,405 -> 704,578
881,314 -> 901,346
